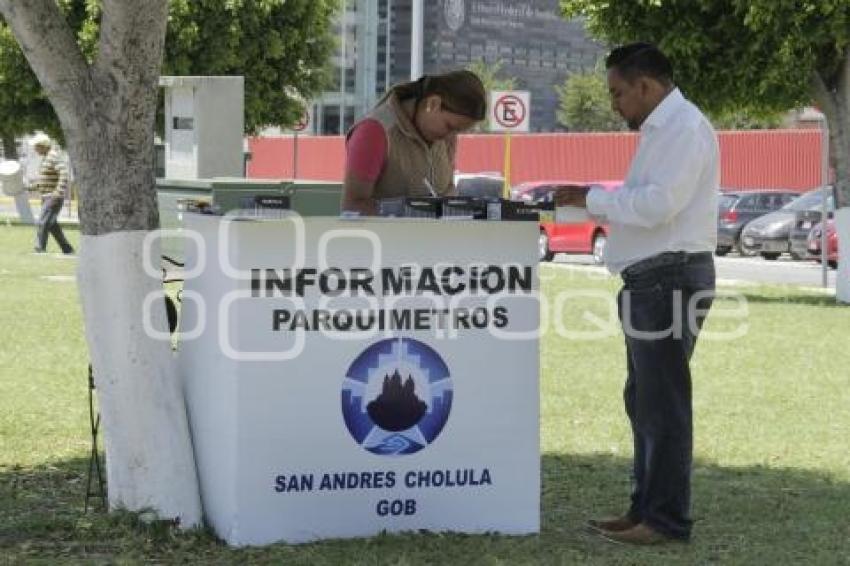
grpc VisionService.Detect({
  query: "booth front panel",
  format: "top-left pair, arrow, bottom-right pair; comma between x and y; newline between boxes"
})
178,215 -> 540,545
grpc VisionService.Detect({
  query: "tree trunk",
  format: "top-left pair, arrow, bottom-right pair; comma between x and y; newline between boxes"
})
0,0 -> 202,526
71,136 -> 201,525
831,53 -> 850,302
812,58 -> 850,302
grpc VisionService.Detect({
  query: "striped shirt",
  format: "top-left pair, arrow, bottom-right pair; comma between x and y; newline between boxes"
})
35,148 -> 68,198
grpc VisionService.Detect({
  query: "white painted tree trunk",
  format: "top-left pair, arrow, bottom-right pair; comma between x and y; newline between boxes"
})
78,232 -> 201,523
0,0 -> 202,527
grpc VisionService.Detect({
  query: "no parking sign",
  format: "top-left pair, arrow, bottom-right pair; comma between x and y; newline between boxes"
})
489,91 -> 530,133
489,91 -> 530,197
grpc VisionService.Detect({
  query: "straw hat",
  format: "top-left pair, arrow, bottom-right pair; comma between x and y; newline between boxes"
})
29,132 -> 52,148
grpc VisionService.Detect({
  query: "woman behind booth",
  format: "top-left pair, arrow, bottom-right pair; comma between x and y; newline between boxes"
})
342,70 -> 486,215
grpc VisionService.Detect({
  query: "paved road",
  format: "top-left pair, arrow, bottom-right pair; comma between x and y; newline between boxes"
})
713,254 -> 837,288
552,252 -> 838,289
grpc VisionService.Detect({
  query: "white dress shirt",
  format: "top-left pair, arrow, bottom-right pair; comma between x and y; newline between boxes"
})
586,88 -> 719,274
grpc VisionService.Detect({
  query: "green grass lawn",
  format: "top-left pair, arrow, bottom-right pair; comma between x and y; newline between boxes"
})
2,223 -> 849,564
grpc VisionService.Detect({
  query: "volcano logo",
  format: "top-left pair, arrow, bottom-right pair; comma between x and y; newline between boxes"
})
341,337 -> 453,456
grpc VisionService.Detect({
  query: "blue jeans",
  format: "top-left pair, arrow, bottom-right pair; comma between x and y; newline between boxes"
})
35,195 -> 73,253
617,252 -> 715,540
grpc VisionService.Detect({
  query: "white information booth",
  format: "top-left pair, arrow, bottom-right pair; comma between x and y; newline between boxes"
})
177,215 -> 540,545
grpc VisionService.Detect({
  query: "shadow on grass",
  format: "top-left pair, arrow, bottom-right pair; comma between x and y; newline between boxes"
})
728,292 -> 847,308
2,454 -> 849,564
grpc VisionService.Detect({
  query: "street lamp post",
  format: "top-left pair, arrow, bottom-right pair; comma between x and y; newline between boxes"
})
411,0 -> 423,80
339,0 -> 347,135
820,115 -> 829,289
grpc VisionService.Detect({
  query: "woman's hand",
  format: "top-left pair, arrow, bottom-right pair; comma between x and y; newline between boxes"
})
342,173 -> 378,216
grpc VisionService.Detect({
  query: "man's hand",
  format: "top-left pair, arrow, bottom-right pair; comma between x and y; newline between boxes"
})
553,185 -> 590,208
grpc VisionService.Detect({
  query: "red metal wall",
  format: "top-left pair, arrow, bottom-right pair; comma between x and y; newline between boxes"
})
248,129 -> 823,190
248,135 -> 346,181
717,130 -> 821,190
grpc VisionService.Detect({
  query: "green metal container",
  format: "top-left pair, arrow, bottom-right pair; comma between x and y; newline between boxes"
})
156,177 -> 343,261
281,180 -> 343,217
208,178 -> 342,216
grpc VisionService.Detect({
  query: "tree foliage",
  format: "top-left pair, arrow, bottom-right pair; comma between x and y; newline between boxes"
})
709,108 -> 784,131
560,0 -> 819,115
555,65 -> 781,132
466,59 -> 517,132
0,0 -> 89,152
556,68 -> 624,132
560,0 -> 850,203
162,0 -> 335,133
0,0 -> 336,140
0,24 -> 53,155
467,59 -> 517,93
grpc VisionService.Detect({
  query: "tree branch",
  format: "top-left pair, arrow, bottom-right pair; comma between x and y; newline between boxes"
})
810,70 -> 836,119
0,0 -> 92,133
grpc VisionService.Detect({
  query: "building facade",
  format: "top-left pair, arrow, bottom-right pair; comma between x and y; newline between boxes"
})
310,0 -> 605,135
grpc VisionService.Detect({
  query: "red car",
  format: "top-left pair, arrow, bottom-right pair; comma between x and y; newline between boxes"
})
807,219 -> 838,269
512,180 -> 622,263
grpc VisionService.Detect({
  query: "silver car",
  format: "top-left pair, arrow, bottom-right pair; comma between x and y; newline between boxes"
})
740,189 -> 835,260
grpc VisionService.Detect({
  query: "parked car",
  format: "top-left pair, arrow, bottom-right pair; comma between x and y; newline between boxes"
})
789,186 -> 838,259
740,188 -> 835,260
716,190 -> 799,256
806,218 -> 838,269
454,172 -> 504,199
512,180 -> 622,263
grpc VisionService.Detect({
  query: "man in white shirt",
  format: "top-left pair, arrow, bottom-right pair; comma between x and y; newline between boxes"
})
559,43 -> 718,545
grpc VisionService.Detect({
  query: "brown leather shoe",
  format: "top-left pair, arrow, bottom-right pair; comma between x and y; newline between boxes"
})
598,522 -> 678,545
586,515 -> 637,533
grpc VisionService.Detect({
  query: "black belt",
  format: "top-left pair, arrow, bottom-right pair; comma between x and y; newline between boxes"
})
622,251 -> 713,279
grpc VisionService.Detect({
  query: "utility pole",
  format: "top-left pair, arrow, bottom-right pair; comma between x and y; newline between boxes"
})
820,115 -> 829,288
411,0 -> 423,80
339,0 -> 347,134
384,0 -> 393,91
356,0 -> 379,115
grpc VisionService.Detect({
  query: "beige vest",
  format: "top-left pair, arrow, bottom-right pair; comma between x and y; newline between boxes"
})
351,93 -> 455,199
